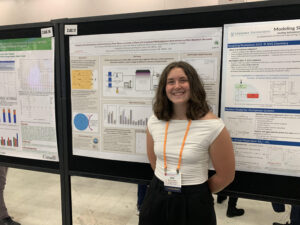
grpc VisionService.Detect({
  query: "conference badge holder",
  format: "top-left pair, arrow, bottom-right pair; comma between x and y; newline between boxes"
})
164,171 -> 182,193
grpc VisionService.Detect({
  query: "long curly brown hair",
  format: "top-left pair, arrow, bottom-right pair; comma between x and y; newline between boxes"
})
153,61 -> 210,121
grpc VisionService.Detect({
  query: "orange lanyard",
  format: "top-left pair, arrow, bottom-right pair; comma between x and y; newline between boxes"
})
163,120 -> 192,174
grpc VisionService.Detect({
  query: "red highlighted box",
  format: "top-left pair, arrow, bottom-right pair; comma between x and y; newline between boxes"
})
247,93 -> 259,98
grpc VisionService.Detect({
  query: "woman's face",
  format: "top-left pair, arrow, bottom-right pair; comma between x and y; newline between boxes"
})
165,67 -> 190,106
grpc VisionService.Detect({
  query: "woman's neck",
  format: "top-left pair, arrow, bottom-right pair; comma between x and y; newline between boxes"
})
172,104 -> 188,120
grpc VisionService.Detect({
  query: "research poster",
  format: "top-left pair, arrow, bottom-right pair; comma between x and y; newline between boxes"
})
222,20 -> 300,177
70,27 -> 222,162
0,37 -> 58,161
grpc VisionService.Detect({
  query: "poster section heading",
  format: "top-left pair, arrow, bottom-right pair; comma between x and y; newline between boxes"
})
0,37 -> 58,161
222,19 -> 300,177
69,28 -> 222,163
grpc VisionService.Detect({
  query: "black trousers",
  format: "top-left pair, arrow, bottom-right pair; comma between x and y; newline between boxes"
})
139,175 -> 216,225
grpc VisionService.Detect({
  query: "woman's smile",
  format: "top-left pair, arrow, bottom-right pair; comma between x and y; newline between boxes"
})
165,67 -> 190,105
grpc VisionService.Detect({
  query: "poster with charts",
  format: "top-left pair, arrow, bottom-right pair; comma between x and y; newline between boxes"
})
70,27 -> 222,162
0,37 -> 58,161
222,20 -> 300,177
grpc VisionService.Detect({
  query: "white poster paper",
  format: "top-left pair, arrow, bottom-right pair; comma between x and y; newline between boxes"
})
0,37 -> 58,161
70,27 -> 222,162
222,20 -> 300,177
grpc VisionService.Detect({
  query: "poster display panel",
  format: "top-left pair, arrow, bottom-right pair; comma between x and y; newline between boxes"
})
69,27 -> 222,163
0,37 -> 58,161
222,20 -> 300,177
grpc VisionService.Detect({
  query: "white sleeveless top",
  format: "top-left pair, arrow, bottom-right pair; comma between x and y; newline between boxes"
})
148,115 -> 225,185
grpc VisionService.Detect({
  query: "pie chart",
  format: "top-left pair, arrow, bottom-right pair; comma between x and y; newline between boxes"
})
74,113 -> 89,131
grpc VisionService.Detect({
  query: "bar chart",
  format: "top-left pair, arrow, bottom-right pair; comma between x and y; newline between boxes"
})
119,105 -> 150,126
1,108 -> 17,124
0,133 -> 19,147
104,105 -> 117,125
104,104 -> 152,128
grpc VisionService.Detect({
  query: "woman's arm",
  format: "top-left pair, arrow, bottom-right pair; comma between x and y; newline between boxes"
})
146,128 -> 156,171
208,127 -> 235,193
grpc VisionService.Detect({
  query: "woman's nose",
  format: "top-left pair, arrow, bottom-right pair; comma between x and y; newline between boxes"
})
174,81 -> 181,88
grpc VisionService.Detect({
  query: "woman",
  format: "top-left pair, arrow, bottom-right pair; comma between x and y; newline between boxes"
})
139,61 -> 235,225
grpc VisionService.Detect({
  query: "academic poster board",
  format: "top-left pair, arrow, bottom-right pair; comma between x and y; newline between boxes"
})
69,28 -> 222,163
217,2 -> 300,204
219,14 -> 300,204
62,0 -> 300,203
222,20 -> 300,178
0,23 -> 61,171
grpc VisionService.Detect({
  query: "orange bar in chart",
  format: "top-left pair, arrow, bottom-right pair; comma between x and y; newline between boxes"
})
13,109 -> 16,123
2,109 -> 6,123
8,109 -> 11,123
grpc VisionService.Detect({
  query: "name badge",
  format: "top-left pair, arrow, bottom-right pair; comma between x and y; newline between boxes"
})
164,171 -> 182,192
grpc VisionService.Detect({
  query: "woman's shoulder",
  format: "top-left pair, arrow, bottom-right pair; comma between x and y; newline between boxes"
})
148,114 -> 164,125
199,111 -> 219,120
194,112 -> 225,134
149,114 -> 158,122
147,114 -> 166,135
